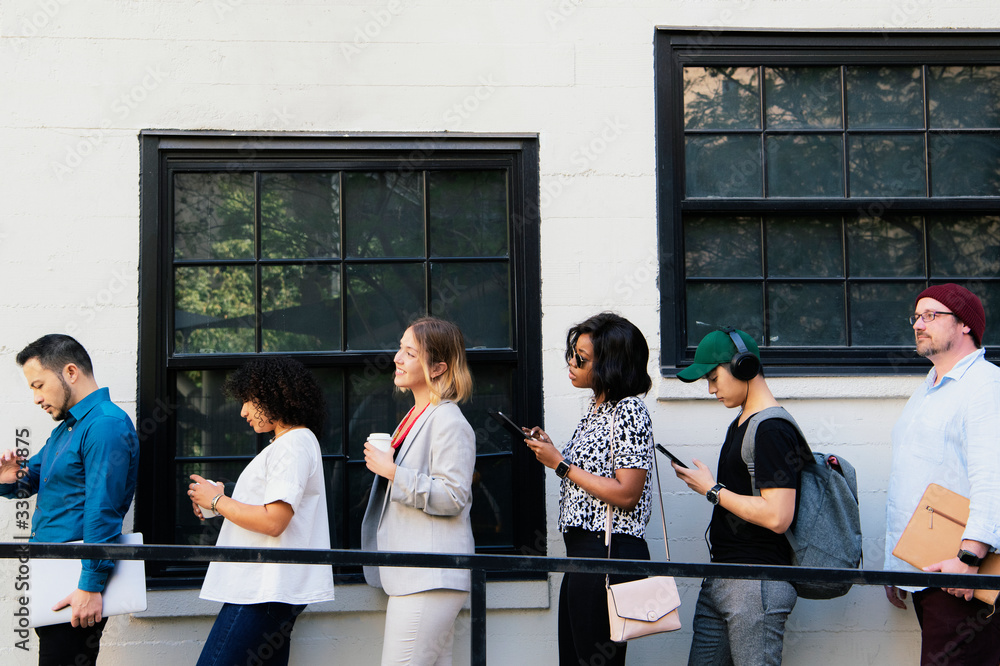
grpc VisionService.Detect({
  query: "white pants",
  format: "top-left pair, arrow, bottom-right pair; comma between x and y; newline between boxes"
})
381,589 -> 468,666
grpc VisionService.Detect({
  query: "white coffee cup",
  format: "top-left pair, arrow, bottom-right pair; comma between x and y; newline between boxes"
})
368,433 -> 392,452
197,479 -> 223,518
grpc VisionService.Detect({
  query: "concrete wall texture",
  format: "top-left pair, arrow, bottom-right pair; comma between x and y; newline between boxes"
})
3,0 -> 1000,663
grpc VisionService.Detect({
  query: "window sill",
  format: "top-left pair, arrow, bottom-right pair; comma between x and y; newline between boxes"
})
658,374 -> 926,401
133,578 -> 552,619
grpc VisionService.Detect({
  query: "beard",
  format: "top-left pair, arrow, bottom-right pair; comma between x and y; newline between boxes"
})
50,375 -> 74,421
916,333 -> 955,359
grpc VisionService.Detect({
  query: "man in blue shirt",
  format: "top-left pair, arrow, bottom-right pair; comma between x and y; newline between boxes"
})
884,284 -> 1000,665
0,334 -> 139,666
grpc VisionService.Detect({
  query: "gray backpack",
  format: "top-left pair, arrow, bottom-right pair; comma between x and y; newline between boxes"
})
741,406 -> 862,600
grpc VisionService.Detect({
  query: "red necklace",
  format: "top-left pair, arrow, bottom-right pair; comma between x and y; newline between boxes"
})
392,402 -> 430,449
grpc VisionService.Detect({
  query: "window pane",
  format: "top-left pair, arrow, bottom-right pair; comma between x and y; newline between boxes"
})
174,172 -> 254,260
846,66 -> 924,129
849,134 -> 926,197
429,170 -> 508,257
471,456 -> 513,548
928,215 -> 1000,277
766,216 -> 843,278
430,262 -> 510,349
261,172 -> 341,259
347,460 -> 373,549
345,263 -> 425,350
768,283 -> 845,346
765,67 -> 842,129
928,66 -> 1000,129
850,282 -> 922,346
176,369 -> 255,457
684,215 -> 762,278
930,133 -> 1000,196
465,364 -> 516,454
683,66 -> 761,130
847,216 -> 925,277
685,135 -> 762,198
686,282 -> 763,345
344,172 -> 424,258
766,135 -> 843,197
176,461 -> 248,546
262,264 -> 342,352
174,266 -> 256,354
345,366 -> 405,460
324,458 -> 345,549
312,368 -> 345,456
972,282 -> 1000,347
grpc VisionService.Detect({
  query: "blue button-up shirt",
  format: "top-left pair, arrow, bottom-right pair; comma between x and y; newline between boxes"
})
885,348 -> 1000,588
0,388 -> 139,592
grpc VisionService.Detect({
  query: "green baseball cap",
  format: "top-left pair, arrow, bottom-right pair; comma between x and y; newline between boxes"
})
676,329 -> 760,383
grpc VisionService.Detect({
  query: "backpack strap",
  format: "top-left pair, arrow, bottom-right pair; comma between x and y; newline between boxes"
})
739,406 -> 807,497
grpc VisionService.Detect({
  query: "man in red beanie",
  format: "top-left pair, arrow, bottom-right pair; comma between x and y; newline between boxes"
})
884,283 -> 1000,664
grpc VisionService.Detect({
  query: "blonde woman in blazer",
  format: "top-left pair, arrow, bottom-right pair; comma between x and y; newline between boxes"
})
362,317 -> 476,666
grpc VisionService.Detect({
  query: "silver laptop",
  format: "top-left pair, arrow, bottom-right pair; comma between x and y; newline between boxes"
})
27,533 -> 147,628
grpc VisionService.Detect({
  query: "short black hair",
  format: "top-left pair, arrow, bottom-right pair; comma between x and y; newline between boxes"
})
16,334 -> 94,376
566,312 -> 651,403
223,356 -> 326,437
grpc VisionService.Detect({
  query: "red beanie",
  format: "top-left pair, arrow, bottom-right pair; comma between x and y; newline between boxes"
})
915,283 -> 986,346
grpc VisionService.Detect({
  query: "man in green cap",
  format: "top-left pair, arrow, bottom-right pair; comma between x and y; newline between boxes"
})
672,328 -> 810,666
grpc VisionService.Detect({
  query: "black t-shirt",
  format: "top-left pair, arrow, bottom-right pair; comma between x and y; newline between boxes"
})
708,415 -> 811,566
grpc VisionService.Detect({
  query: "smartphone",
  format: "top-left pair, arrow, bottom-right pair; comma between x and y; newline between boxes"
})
489,410 -> 529,440
655,443 -> 689,469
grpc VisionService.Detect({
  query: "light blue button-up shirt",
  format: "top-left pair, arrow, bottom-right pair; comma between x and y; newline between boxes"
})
0,388 -> 139,592
884,348 -> 1000,588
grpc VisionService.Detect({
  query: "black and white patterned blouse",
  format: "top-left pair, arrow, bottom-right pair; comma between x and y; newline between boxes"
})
557,396 -> 654,538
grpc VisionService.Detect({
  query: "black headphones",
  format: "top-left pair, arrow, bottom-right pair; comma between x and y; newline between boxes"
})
722,327 -> 760,381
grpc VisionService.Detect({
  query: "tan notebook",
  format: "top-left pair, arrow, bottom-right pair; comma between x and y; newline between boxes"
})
892,484 -> 1000,605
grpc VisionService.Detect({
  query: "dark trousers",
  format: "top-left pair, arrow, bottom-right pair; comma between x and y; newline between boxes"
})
36,619 -> 107,666
196,602 -> 306,666
913,587 -> 1000,666
558,528 -> 650,666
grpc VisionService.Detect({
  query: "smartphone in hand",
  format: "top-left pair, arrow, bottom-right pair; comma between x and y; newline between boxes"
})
489,410 -> 529,439
655,443 -> 689,469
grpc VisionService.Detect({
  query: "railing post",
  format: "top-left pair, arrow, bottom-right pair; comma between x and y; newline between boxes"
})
471,567 -> 487,666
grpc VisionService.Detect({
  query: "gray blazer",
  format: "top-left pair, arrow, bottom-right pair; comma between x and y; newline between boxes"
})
361,400 -> 476,596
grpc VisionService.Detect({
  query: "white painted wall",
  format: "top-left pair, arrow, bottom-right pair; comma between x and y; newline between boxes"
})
2,0 -> 999,663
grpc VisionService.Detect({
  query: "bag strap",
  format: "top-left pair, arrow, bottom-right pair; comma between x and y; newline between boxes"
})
739,406 -> 806,497
604,403 -> 668,588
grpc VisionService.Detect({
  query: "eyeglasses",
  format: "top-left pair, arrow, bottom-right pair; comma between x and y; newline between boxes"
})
569,351 -> 590,368
909,311 -> 956,325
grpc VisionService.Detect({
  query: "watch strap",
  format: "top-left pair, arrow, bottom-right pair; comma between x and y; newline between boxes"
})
958,548 -> 985,567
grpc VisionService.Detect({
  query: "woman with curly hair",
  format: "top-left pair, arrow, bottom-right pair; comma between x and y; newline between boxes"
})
188,356 -> 334,666
361,317 -> 476,666
524,312 -> 654,666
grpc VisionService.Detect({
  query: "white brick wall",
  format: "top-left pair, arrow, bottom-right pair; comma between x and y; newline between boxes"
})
2,0 -> 999,663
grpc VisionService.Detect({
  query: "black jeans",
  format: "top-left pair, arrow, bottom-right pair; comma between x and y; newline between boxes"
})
558,528 -> 650,666
36,619 -> 108,666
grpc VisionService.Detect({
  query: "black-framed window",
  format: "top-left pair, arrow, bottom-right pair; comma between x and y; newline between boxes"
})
138,132 -> 543,584
657,31 -> 1000,374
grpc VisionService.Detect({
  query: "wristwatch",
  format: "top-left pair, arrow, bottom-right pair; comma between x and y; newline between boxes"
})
958,549 -> 985,567
706,483 -> 726,505
555,460 -> 571,479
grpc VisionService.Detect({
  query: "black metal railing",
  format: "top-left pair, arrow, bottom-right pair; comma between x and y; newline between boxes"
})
3,541 -> 999,666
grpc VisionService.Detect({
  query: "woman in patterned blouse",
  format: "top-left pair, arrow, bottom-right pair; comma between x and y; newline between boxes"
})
524,312 -> 655,666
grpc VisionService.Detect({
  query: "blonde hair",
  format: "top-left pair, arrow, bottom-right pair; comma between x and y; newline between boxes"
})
406,317 -> 473,404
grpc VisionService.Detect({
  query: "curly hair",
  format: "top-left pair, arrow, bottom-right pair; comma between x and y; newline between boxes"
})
223,356 -> 326,437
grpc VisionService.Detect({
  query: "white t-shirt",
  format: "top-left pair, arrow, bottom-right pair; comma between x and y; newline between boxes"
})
200,428 -> 335,605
